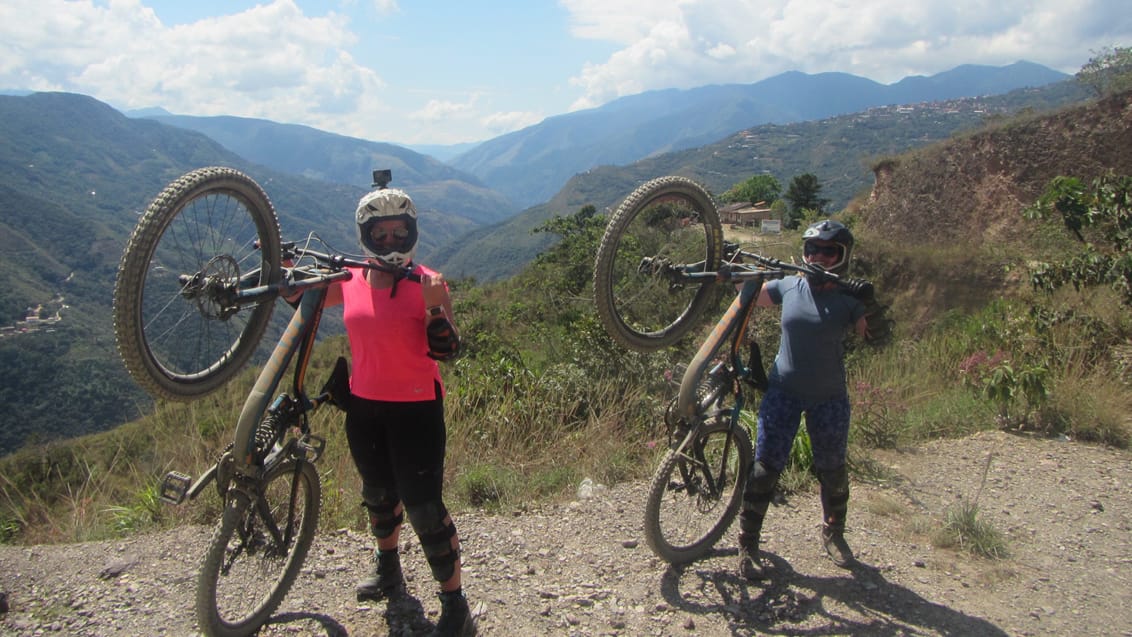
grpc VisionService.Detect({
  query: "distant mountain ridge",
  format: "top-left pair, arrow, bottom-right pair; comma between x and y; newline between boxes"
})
0,60 -> 1086,453
431,79 -> 1091,281
142,114 -> 517,227
450,61 -> 1070,207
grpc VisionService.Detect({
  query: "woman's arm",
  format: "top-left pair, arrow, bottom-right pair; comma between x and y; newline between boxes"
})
854,314 -> 868,339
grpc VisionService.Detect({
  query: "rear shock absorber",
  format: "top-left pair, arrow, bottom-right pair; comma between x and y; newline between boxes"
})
253,394 -> 295,464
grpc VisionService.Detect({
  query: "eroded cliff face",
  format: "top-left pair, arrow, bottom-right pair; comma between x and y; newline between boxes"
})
860,91 -> 1132,246
848,91 -> 1132,331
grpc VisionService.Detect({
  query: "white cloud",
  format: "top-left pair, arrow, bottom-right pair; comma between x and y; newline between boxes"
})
0,0 -> 391,137
371,0 -> 400,14
481,110 -> 543,135
2,0 -> 1130,145
563,0 -> 1132,111
410,98 -> 476,122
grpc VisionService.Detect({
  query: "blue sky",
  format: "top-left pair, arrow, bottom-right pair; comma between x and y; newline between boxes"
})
2,1 -> 1130,146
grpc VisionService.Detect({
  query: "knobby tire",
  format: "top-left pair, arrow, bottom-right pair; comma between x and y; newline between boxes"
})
593,175 -> 723,351
113,167 -> 282,401
643,421 -> 752,564
196,458 -> 320,637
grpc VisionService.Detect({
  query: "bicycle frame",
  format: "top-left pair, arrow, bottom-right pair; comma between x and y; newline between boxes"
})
675,276 -> 764,423
159,257 -> 356,505
231,271 -> 347,469
671,246 -> 864,428
664,275 -> 766,500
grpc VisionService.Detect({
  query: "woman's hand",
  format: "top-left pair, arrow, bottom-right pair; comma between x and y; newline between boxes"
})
421,272 -> 448,309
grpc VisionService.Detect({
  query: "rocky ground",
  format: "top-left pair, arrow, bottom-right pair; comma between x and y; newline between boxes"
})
1,430 -> 1130,636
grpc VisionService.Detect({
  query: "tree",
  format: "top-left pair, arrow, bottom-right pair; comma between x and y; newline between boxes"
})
1023,173 -> 1132,306
721,174 -> 781,205
531,204 -> 606,297
1076,46 -> 1132,97
783,173 -> 828,228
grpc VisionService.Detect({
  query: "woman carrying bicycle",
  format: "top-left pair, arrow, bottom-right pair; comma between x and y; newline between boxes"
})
738,219 -> 869,580
320,186 -> 472,636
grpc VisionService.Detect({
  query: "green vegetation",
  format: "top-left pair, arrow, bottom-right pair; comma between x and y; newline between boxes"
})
1076,46 -> 1132,97
784,173 -> 830,228
1024,173 -> 1132,305
720,174 -> 781,205
5,164 -> 1129,546
933,454 -> 1009,559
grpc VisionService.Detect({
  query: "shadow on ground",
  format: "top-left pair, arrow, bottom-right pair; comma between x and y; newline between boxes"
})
264,591 -> 433,636
660,549 -> 1009,636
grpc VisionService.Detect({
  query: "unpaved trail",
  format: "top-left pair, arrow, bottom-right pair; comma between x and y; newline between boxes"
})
2,430 -> 1130,636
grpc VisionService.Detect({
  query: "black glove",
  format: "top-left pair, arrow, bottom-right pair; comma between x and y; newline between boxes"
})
806,263 -> 834,285
861,299 -> 894,346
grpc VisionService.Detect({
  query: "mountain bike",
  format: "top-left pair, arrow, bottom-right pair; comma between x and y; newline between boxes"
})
593,175 -> 872,564
112,166 -> 412,637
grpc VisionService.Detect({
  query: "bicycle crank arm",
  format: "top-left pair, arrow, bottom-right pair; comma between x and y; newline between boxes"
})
160,463 -> 222,506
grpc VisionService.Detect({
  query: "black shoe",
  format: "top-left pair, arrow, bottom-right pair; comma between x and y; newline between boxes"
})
822,525 -> 855,567
430,589 -> 474,636
738,548 -> 767,581
356,550 -> 404,602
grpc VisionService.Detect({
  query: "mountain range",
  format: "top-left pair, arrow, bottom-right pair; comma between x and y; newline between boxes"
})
0,61 -> 1087,454
446,61 -> 1069,207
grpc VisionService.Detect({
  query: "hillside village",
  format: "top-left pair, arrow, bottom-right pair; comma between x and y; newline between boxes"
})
0,296 -> 66,339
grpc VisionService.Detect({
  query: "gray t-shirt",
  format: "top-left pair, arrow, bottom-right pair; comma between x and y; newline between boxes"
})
765,276 -> 865,404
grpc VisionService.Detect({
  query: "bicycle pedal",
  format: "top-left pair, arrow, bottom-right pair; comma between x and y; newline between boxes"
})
159,471 -> 192,505
297,435 -> 326,462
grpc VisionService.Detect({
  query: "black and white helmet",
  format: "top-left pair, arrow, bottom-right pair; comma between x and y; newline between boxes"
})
355,188 -> 418,267
802,219 -> 854,274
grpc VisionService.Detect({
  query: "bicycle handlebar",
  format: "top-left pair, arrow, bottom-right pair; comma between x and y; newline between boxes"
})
282,242 -> 423,283
176,242 -> 425,310
641,243 -> 874,298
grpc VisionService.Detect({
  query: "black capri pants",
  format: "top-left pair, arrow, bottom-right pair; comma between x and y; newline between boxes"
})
344,384 -> 447,508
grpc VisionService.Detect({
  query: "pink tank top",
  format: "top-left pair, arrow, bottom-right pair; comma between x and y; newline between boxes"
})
341,265 -> 445,401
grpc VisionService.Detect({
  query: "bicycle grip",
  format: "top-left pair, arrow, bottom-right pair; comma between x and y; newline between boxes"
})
841,277 -> 874,300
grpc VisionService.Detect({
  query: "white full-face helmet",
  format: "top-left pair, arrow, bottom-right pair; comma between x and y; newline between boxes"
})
355,188 -> 418,267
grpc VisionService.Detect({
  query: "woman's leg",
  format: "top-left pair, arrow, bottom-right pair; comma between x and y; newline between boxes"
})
805,396 -> 854,565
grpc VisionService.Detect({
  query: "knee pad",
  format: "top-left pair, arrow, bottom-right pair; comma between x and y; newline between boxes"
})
816,465 -> 849,498
744,461 -> 780,499
817,465 -> 850,527
361,486 -> 402,539
405,500 -> 459,582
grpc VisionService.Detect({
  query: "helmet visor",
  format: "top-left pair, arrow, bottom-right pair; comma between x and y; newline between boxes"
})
361,218 -> 415,258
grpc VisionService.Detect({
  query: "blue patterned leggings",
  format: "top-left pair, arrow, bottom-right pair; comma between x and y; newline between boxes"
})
755,386 -> 851,473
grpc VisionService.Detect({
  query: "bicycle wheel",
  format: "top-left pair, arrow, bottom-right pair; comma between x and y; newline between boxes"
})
114,167 -> 282,401
593,175 -> 723,351
643,420 -> 752,564
196,458 -> 320,637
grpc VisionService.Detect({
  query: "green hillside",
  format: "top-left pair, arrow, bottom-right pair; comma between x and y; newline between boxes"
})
0,93 -> 483,454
